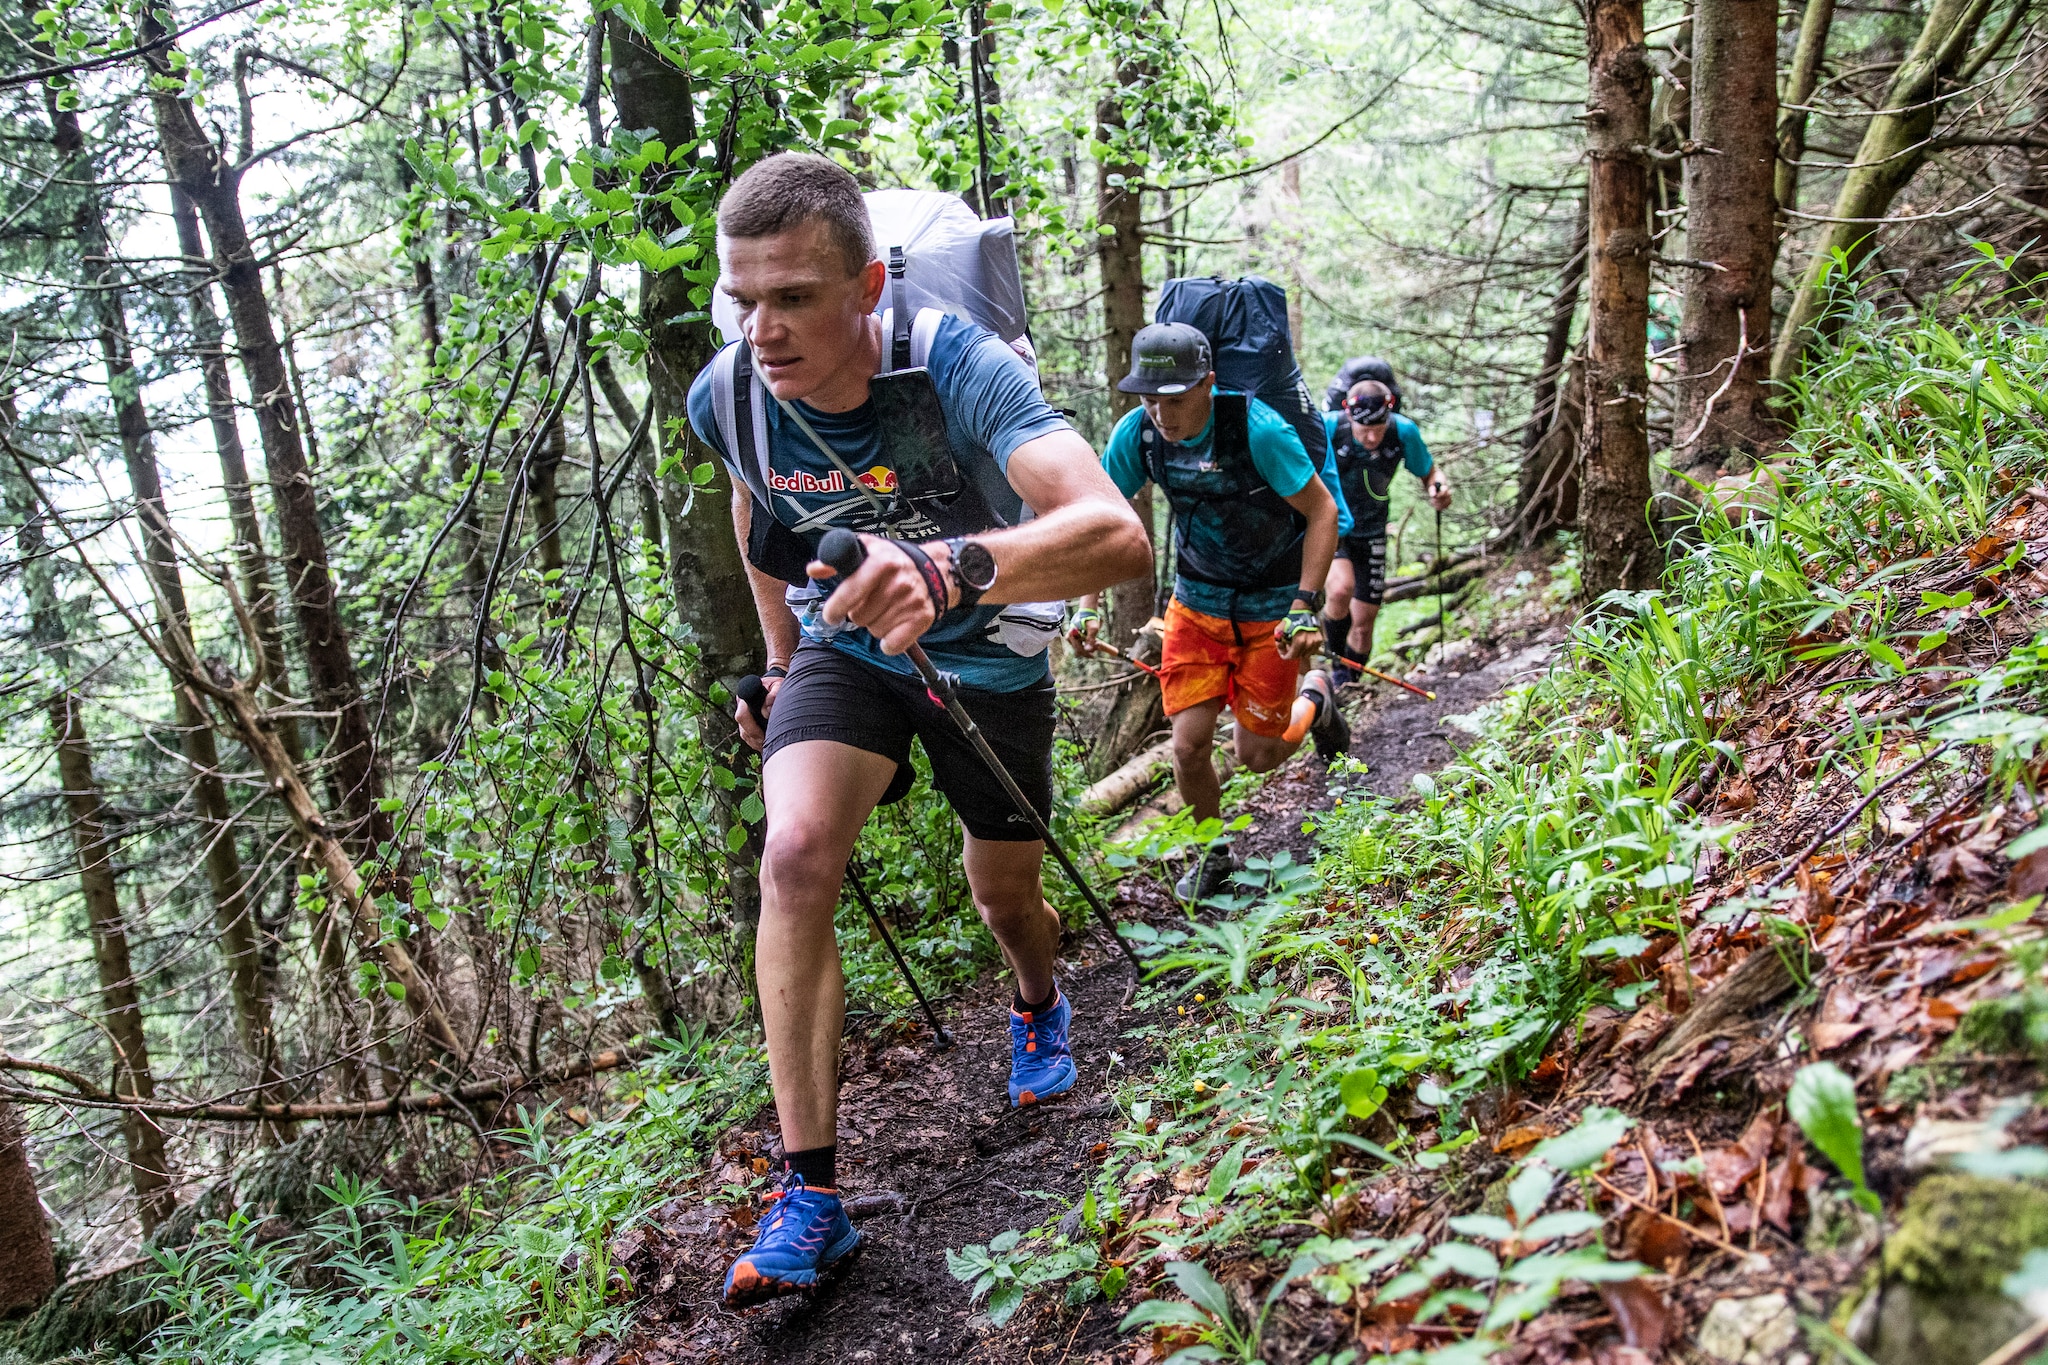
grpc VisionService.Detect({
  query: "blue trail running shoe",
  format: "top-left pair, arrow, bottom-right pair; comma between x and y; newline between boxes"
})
1009,988 -> 1077,1106
721,1171 -> 860,1308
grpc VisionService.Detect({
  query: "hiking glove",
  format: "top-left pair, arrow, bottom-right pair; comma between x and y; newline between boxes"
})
1067,605 -> 1102,649
1280,608 -> 1322,650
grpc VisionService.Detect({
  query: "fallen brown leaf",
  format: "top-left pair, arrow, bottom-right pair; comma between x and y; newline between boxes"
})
1598,1278 -> 1671,1349
2011,848 -> 2048,900
1619,1207 -> 1690,1274
1495,1123 -> 1552,1155
1809,979 -> 1868,1052
1704,1108 -> 1779,1200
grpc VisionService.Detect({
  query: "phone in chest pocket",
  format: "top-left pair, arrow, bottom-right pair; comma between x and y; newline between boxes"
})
869,366 -> 962,506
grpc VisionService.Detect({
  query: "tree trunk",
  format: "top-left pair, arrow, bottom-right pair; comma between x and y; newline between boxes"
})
969,4 -> 1010,217
1096,62 -> 1154,649
1516,198 -> 1589,544
53,696 -> 176,1233
1581,0 -> 1663,596
40,67 -> 287,1128
609,9 -> 766,934
0,1101 -> 54,1317
169,188 -> 301,766
141,35 -> 396,865
1671,0 -> 1783,488
1770,0 -> 1999,385
5,456 -> 174,1231
1774,0 -> 1837,227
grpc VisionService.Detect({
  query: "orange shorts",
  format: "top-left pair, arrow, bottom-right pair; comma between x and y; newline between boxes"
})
1158,600 -> 1305,738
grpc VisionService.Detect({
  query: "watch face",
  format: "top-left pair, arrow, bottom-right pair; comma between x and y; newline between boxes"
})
956,541 -> 997,590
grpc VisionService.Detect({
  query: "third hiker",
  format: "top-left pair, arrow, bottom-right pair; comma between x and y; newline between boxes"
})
1068,321 -> 1348,904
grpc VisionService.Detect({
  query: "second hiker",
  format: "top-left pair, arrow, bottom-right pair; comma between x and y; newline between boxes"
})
1069,321 -> 1348,903
1320,374 -> 1450,684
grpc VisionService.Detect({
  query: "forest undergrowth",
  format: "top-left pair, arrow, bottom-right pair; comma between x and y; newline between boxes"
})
20,299 -> 2048,1362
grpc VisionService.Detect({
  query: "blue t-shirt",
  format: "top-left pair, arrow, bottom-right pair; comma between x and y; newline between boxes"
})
687,314 -> 1072,691
1101,394 -> 1348,621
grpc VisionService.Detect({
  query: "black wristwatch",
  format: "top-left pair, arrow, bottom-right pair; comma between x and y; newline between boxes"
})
1293,588 -> 1325,614
944,537 -> 998,611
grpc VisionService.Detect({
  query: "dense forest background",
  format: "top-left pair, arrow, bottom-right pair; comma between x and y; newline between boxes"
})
4,0 -> 2048,1354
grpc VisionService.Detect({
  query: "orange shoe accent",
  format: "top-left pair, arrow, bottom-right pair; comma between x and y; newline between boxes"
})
1281,693 -> 1317,744
1017,1088 -> 1038,1104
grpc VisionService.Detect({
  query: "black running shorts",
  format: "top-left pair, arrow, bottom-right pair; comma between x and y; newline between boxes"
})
1332,535 -> 1389,606
761,640 -> 1055,842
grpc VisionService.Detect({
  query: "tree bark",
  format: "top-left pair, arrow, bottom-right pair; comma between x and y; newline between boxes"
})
0,1101 -> 54,1317
1517,198 -> 1589,544
169,188 -> 301,766
1096,62 -> 1154,649
5,462 -> 176,1233
140,29 -> 396,865
1582,0 -> 1663,596
1770,0 -> 1999,385
1774,0 -> 1836,227
38,64 -> 287,1127
1671,0 -> 1783,487
609,9 -> 766,934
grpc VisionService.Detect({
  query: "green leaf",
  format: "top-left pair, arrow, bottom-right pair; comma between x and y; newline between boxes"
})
1164,1260 -> 1234,1323
1206,1138 -> 1248,1200
384,980 -> 407,1001
986,1280 -> 1026,1326
1581,934 -> 1650,959
1528,1106 -> 1633,1172
1423,1241 -> 1500,1280
989,1229 -> 1022,1253
2007,822 -> 2048,859
1514,1210 -> 1605,1244
1338,1068 -> 1388,1119
690,461 -> 716,485
1506,1164 -> 1555,1223
1118,1299 -> 1212,1332
1788,1062 -> 1870,1204
1445,1214 -> 1516,1242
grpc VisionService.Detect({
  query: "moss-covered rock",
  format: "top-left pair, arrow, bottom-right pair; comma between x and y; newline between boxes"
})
1870,1174 -> 2048,1365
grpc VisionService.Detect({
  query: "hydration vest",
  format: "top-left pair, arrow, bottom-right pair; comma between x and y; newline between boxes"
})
1142,392 -> 1306,602
1331,415 -> 1412,515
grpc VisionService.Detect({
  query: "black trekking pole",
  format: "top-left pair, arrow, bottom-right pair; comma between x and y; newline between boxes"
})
1435,504 -> 1447,653
734,674 -> 958,1045
846,854 -> 954,1048
815,529 -> 1145,1002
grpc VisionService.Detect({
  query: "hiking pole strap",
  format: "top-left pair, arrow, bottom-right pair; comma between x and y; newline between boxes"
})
814,529 -> 1143,977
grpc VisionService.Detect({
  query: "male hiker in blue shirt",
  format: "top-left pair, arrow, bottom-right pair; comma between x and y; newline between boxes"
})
687,153 -> 1149,1307
1321,377 -> 1451,684
1069,322 -> 1349,904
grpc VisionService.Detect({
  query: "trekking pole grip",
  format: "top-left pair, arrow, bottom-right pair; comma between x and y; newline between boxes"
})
735,674 -> 769,726
817,528 -> 867,578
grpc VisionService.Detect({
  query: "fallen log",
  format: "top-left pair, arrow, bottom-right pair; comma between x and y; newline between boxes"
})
1078,724 -> 1238,819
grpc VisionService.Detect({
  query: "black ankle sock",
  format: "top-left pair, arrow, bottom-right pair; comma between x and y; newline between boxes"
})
1322,616 -> 1350,663
1013,982 -> 1058,1016
784,1145 -> 837,1190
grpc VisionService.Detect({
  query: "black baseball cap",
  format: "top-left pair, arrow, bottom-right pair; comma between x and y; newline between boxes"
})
1117,322 -> 1213,395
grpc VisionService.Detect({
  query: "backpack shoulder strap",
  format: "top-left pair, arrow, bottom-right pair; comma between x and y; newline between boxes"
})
909,307 -> 944,370
1138,414 -> 1167,489
888,247 -> 912,372
714,341 -> 775,509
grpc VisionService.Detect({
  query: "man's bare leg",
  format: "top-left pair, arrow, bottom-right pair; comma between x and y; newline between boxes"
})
1170,698 -> 1227,824
962,835 -> 1059,1003
1347,601 -> 1381,662
758,740 -> 898,1154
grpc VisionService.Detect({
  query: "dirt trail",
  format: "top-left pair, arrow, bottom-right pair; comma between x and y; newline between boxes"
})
608,626 -> 1561,1365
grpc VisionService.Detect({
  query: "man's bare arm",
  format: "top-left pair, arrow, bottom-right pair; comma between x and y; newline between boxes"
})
1282,475 -> 1338,600
732,486 -> 802,748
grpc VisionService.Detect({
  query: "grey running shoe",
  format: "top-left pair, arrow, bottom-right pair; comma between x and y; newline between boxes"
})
1174,845 -> 1238,905
1304,672 -> 1350,762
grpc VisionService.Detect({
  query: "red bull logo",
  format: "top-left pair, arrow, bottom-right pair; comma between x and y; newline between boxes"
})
765,465 -> 899,495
